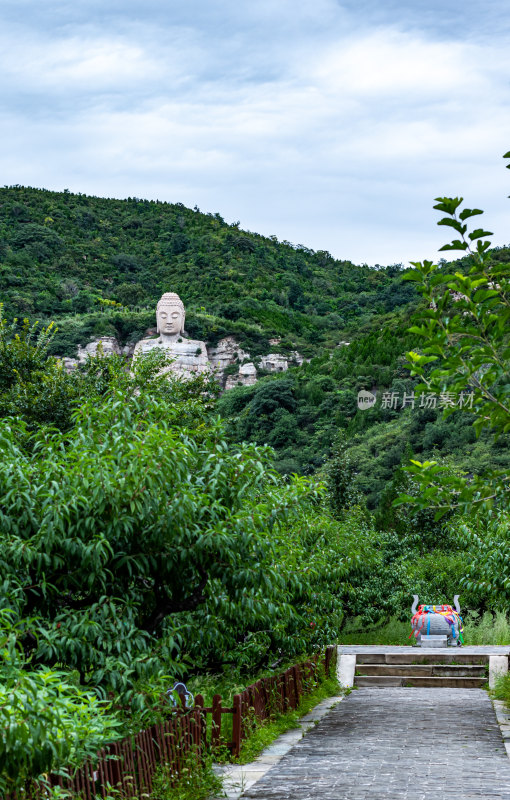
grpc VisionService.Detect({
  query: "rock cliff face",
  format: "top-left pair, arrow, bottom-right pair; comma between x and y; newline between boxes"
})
224,361 -> 257,391
59,336 -> 133,371
208,337 -> 306,388
208,336 -> 251,378
59,335 -> 304,390
78,336 -> 122,361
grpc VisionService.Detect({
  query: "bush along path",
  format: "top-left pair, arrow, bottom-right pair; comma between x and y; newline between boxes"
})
5,647 -> 336,800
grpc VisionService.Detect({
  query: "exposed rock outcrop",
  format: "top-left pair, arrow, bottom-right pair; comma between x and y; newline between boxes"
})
208,336 -> 251,380
259,352 -> 305,372
224,362 -> 257,390
77,336 -> 121,363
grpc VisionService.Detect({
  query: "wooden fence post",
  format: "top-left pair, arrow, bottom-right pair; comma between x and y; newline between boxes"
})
232,694 -> 242,758
97,742 -> 122,794
194,694 -> 206,758
264,678 -> 270,718
212,693 -> 222,752
253,679 -> 264,721
119,737 -> 138,798
293,665 -> 301,706
283,670 -> 288,710
284,668 -> 292,710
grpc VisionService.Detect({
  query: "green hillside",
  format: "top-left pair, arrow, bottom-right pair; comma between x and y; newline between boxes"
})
0,185 -> 416,356
1,184 -> 508,512
216,322 -> 510,509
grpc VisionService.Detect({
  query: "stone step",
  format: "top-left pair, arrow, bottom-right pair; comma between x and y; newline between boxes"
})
355,652 -> 488,665
357,664 -> 486,677
355,675 -> 487,688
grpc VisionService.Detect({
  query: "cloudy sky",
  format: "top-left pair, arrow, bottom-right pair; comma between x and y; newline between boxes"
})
1,0 -> 509,264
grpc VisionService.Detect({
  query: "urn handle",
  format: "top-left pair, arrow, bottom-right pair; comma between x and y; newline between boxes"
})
453,595 -> 460,614
411,595 -> 419,615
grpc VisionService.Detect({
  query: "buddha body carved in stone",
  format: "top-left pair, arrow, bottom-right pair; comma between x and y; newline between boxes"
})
133,292 -> 210,378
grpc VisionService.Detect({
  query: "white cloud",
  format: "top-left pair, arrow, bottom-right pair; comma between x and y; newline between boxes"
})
311,31 -> 475,96
31,39 -> 159,88
0,26 -> 202,98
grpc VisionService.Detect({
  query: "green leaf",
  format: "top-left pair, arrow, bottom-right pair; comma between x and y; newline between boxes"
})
437,218 -> 467,234
468,228 -> 493,241
438,241 -> 468,251
433,197 -> 463,214
459,208 -> 484,221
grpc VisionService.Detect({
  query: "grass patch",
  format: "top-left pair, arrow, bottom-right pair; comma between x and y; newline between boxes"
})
230,675 -> 341,765
492,671 -> 510,709
463,611 -> 510,645
149,750 -> 223,800
337,617 -> 412,646
186,671 -> 258,708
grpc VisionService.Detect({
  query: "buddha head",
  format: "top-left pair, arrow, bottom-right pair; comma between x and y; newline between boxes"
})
156,292 -> 186,337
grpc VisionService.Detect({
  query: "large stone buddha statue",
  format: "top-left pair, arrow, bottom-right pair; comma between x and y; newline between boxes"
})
133,292 -> 210,378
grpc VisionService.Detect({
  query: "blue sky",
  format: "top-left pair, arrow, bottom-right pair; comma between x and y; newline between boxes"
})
1,0 -> 509,264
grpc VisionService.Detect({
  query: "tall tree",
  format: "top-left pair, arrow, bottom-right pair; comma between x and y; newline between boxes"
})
398,152 -> 510,517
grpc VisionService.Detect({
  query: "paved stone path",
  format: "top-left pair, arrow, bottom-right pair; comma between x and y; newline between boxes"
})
241,688 -> 510,800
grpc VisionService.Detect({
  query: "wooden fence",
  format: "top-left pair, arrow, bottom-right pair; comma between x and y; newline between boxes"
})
7,646 -> 336,800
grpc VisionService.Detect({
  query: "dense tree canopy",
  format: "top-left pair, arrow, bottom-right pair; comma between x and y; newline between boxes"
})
0,348 -> 331,708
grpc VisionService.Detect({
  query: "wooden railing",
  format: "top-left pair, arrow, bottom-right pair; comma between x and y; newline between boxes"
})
6,646 -> 336,799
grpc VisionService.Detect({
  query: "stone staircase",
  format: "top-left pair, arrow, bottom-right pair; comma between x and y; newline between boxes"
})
354,651 -> 488,688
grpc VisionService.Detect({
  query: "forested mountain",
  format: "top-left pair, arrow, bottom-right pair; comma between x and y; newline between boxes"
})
216,321 -> 510,510
0,185 -> 416,355
1,184 -> 509,512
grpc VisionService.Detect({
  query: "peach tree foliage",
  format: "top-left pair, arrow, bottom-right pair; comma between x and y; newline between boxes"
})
181,504 -> 370,672
0,344 -> 324,711
455,510 -> 510,610
399,151 -> 510,518
0,311 -> 55,388
0,610 -> 120,795
0,310 -> 90,431
394,152 -> 510,611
